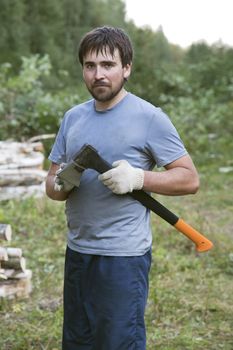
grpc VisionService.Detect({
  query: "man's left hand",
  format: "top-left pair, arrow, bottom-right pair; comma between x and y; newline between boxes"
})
98,160 -> 144,194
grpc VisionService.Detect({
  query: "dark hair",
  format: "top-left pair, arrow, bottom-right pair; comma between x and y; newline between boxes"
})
78,26 -> 133,67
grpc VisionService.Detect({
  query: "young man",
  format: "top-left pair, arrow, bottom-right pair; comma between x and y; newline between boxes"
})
46,26 -> 199,350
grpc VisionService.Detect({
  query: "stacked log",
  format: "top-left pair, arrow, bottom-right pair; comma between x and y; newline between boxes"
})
0,223 -> 32,299
0,140 -> 48,201
0,223 -> 12,241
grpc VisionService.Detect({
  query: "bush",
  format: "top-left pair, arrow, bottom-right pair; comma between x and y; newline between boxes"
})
0,55 -> 84,140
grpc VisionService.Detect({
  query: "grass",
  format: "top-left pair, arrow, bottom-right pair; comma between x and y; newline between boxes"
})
0,166 -> 232,349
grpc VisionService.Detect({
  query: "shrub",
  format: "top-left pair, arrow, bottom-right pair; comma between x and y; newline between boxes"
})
0,55 -> 83,140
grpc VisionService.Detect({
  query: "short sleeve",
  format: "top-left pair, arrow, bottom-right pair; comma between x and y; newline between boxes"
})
145,108 -> 187,168
48,116 -> 67,164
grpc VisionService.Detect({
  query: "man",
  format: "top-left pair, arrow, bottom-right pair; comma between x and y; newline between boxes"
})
46,26 -> 199,350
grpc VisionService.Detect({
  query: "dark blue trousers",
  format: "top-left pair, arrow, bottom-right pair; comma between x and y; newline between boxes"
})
62,246 -> 151,350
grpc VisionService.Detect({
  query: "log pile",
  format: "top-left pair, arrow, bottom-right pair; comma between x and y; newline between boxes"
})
0,223 -> 32,299
0,140 -> 48,201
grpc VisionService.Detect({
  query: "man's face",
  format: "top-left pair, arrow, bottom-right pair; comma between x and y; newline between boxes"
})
82,47 -> 131,108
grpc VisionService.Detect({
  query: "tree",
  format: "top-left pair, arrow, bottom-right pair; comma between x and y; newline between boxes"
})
0,0 -> 29,67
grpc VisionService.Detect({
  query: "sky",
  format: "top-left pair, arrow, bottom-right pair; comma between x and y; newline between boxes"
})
124,0 -> 233,48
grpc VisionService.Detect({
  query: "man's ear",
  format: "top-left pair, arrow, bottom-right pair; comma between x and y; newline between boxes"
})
123,63 -> 132,80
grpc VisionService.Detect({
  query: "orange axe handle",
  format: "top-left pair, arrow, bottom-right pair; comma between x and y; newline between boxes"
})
130,190 -> 213,253
174,219 -> 213,252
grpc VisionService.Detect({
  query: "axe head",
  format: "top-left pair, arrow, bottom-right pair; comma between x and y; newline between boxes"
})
73,144 -> 111,174
55,144 -> 111,188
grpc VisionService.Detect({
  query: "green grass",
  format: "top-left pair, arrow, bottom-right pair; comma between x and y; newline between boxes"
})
0,167 -> 232,349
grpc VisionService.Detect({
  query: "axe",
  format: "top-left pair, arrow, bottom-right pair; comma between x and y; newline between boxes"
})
58,144 -> 213,252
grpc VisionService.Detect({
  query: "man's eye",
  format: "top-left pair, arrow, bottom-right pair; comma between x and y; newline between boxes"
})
104,63 -> 113,68
86,64 -> 94,69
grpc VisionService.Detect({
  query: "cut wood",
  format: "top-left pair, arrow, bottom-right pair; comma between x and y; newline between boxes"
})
0,140 -> 44,154
0,169 -> 47,186
0,270 -> 32,299
0,141 -> 45,169
27,134 -> 55,143
0,247 -> 8,261
6,248 -> 22,258
0,152 -> 44,170
0,140 -> 47,200
4,269 -> 31,280
0,224 -> 12,241
0,269 -> 7,280
0,182 -> 45,201
1,257 -> 26,272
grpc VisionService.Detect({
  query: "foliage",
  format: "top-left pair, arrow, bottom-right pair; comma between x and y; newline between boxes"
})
127,24 -> 182,104
0,167 -> 232,349
0,0 -> 127,82
0,3 -> 232,348
158,44 -> 233,163
0,0 -> 232,162
163,93 -> 233,165
0,55 -> 85,140
125,29 -> 233,163
0,0 -> 29,65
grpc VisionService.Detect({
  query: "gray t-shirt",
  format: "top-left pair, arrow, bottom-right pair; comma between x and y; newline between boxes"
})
49,93 -> 187,256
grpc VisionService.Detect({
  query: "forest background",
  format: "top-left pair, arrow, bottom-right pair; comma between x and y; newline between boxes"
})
0,0 -> 233,163
0,0 -> 232,349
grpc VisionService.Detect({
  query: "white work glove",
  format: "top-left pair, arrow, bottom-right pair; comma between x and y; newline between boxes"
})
98,160 -> 144,194
54,163 -> 75,192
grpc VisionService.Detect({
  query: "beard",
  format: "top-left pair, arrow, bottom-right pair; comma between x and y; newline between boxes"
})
86,78 -> 125,102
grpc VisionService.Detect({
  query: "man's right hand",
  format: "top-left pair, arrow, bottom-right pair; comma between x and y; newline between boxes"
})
54,175 -> 74,192
54,163 -> 74,192
46,161 -> 82,201
54,162 -> 82,192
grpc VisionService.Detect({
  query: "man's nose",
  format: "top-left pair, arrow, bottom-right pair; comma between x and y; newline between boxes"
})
94,66 -> 104,80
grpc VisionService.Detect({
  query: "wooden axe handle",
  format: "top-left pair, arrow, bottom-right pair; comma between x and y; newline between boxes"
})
73,144 -> 213,252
